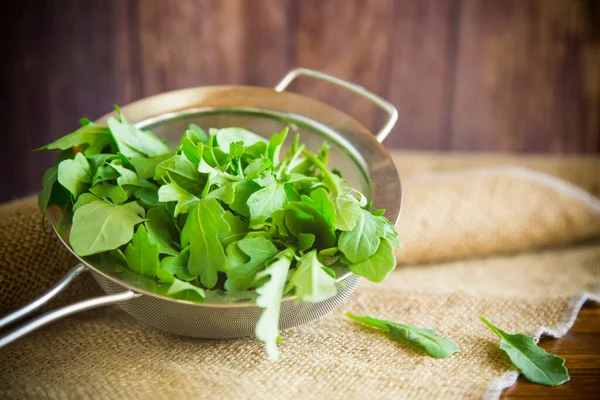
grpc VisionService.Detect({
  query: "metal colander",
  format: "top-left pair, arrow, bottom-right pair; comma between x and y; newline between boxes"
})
0,68 -> 401,347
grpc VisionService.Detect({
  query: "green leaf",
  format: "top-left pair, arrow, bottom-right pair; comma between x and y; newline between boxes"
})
255,251 -> 293,361
110,162 -> 153,188
39,165 -> 69,215
206,182 -> 236,204
38,122 -> 112,151
339,209 -> 384,264
298,233 -> 315,252
244,157 -> 272,180
87,154 -> 119,173
73,193 -> 101,211
158,180 -> 199,217
224,233 -> 279,292
107,116 -> 170,158
301,149 -> 362,231
347,313 -> 460,359
91,164 -> 120,186
186,123 -> 208,144
159,247 -> 196,281
57,152 -> 92,198
216,127 -> 267,153
181,198 -> 231,288
229,180 -> 261,217
382,218 -> 401,247
218,211 -> 248,248
283,202 -> 336,249
133,187 -> 160,209
267,127 -> 288,167
130,153 -> 173,179
480,317 -> 570,386
302,187 -> 335,226
145,207 -> 179,256
70,200 -> 145,256
347,239 -> 396,283
154,154 -> 203,192
247,174 -> 287,225
90,183 -> 128,204
287,250 -> 336,302
125,225 -> 160,279
166,276 -> 205,302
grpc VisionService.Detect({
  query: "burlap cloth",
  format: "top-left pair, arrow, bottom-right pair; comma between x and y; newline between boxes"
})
1,151 -> 599,399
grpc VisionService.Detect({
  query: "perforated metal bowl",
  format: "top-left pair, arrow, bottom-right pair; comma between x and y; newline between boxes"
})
0,68 -> 401,347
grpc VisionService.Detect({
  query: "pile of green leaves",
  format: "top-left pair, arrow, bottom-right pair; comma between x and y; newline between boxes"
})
37,107 -> 400,360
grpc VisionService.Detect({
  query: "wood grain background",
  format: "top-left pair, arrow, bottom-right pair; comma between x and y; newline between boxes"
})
0,0 -> 599,202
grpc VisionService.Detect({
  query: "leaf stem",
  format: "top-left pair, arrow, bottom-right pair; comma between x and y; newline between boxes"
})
302,150 -> 337,193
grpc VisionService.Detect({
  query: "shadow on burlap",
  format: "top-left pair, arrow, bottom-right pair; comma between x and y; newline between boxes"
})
0,152 -> 599,399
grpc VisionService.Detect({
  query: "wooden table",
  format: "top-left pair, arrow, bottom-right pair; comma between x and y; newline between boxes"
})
502,301 -> 600,398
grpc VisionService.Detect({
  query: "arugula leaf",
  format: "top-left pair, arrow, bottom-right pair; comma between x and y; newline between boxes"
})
302,150 -> 361,231
158,180 -> 199,216
57,152 -> 92,198
133,187 -> 160,209
159,247 -> 196,281
186,123 -> 208,144
130,153 -> 173,179
90,182 -> 128,204
206,182 -> 236,204
283,202 -> 336,249
38,122 -> 112,151
216,127 -> 267,153
218,211 -> 248,248
125,225 -> 160,279
229,180 -> 261,217
145,207 -> 179,256
298,233 -> 315,252
347,313 -> 460,359
110,162 -> 153,188
244,157 -> 272,180
73,193 -> 101,211
156,267 -> 205,301
107,116 -> 170,158
247,174 -> 287,225
70,200 -> 145,256
154,154 -> 203,192
181,198 -> 231,288
166,277 -> 206,302
267,127 -> 288,167
347,239 -> 396,283
38,165 -> 69,214
287,250 -> 336,302
301,187 -> 335,226
339,209 -> 384,264
224,233 -> 279,292
480,317 -> 570,386
92,164 -> 120,186
255,251 -> 293,361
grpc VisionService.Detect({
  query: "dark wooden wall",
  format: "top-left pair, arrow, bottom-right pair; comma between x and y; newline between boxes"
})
1,0 -> 599,202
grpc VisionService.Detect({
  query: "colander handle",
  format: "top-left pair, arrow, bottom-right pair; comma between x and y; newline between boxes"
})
274,68 -> 398,143
0,264 -> 136,348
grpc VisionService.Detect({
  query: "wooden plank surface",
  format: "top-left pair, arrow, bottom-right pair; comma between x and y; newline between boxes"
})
384,0 -> 459,150
502,301 -> 600,398
292,0 -> 394,135
451,0 -> 600,153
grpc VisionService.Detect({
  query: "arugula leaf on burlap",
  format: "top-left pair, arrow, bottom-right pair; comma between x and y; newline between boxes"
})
480,317 -> 570,386
347,313 -> 460,359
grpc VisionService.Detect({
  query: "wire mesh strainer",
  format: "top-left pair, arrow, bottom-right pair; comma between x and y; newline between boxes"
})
0,68 -> 401,347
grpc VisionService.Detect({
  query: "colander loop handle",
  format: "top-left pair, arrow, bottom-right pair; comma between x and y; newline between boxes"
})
0,264 -> 136,348
274,68 -> 398,143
